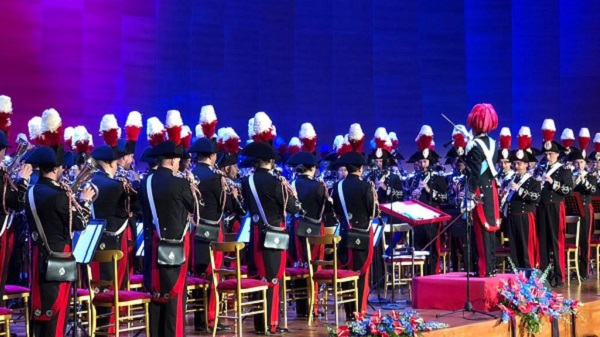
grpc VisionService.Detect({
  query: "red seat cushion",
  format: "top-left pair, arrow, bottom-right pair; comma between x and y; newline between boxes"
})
495,247 -> 510,254
0,307 -> 12,315
590,239 -> 600,245
217,279 -> 268,291
77,289 -> 90,297
130,274 -> 143,284
188,276 -> 210,286
93,290 -> 152,304
285,267 -> 309,277
565,243 -> 577,249
4,285 -> 30,295
313,269 -> 359,281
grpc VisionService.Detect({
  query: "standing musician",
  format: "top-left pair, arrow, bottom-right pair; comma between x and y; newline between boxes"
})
25,145 -> 95,337
464,104 -> 501,278
331,151 -> 378,319
537,119 -> 573,287
90,145 -> 137,289
568,140 -> 597,280
0,130 -> 32,301
240,141 -> 301,334
287,151 -> 329,317
216,150 -> 245,234
407,125 -> 448,275
443,142 -> 468,272
504,148 -> 540,269
188,137 -> 229,331
139,140 -> 199,337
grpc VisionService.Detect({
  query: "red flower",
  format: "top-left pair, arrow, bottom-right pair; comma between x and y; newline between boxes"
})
369,323 -> 380,335
381,332 -> 389,337
337,326 -> 349,337
371,311 -> 382,324
518,303 -> 534,314
353,311 -> 366,322
390,311 -> 399,320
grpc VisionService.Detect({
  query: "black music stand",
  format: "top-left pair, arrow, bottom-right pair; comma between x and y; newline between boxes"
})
367,218 -> 390,308
67,219 -> 106,337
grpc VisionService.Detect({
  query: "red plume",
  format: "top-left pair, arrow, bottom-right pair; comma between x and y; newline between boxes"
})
0,113 -> 10,135
223,138 -> 240,154
202,120 -> 218,139
453,133 -> 467,149
499,135 -> 511,150
301,137 -> 317,153
517,135 -> 531,150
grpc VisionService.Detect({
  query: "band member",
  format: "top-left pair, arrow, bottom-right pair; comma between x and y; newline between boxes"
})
504,148 -> 540,269
0,129 -> 32,301
25,138 -> 94,336
331,151 -> 378,317
443,126 -> 469,272
367,128 -> 404,203
464,104 -> 501,277
241,141 -> 301,334
287,151 -> 327,264
588,132 -> 600,197
537,119 -> 573,287
568,129 -> 597,279
140,139 -> 199,337
498,127 -> 515,187
407,125 -> 448,275
188,137 -> 228,331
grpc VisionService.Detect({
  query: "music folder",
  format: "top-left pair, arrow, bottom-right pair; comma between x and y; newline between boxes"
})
73,219 -> 106,264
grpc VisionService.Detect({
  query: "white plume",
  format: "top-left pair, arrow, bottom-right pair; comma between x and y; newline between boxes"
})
560,128 -> 574,140
333,135 -> 344,150
28,117 -> 42,139
499,127 -> 511,136
247,118 -> 255,137
72,126 -> 89,148
253,112 -> 272,134
415,125 -> 433,141
541,119 -> 556,131
518,126 -> 531,137
0,95 -> 12,113
299,123 -> 316,139
374,127 -> 388,140
181,125 -> 192,138
126,111 -> 143,127
348,123 -> 364,141
147,117 -> 165,136
100,114 -> 119,132
389,132 -> 397,141
199,105 -> 217,124
218,127 -> 239,142
165,110 -> 183,128
41,108 -> 62,133
594,132 -> 600,144
195,124 -> 205,138
579,128 -> 590,138
288,137 -> 301,147
64,126 -> 74,141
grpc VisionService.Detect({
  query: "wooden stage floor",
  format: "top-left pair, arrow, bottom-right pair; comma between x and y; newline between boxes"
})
8,277 -> 600,336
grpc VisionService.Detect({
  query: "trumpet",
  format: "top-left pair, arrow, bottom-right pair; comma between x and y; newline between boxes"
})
70,162 -> 99,202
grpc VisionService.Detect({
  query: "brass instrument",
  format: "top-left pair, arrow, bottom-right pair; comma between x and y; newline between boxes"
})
70,161 -> 99,202
7,136 -> 30,179
572,169 -> 588,187
498,174 -> 516,211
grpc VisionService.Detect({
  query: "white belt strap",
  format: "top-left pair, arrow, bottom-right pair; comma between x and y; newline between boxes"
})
249,175 -> 270,226
146,174 -> 186,242
474,138 -> 498,177
337,180 -> 352,229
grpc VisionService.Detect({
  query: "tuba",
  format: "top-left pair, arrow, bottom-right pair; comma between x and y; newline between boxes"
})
70,161 -> 99,202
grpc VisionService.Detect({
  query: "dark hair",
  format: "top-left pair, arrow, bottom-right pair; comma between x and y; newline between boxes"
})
253,158 -> 270,169
346,164 -> 360,173
39,166 -> 57,174
295,164 -> 315,174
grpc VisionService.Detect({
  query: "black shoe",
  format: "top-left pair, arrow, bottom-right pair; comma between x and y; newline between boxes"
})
276,327 -> 289,333
194,325 -> 206,332
255,330 -> 271,335
212,324 -> 232,331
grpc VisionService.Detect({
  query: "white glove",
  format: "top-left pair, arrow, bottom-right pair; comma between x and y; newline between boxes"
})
461,198 -> 475,212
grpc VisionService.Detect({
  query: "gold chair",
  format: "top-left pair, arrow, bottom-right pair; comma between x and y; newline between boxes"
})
591,213 -> 600,280
306,234 -> 359,328
381,224 -> 425,299
565,215 -> 582,287
127,274 -> 144,292
87,250 -> 151,337
495,232 -> 511,273
72,287 -> 93,333
0,308 -> 11,337
281,265 -> 310,329
2,285 -> 29,337
186,276 -> 210,331
210,242 -> 269,337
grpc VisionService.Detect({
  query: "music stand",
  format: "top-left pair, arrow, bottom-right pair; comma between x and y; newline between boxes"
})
367,218 -> 390,307
379,201 -> 451,309
135,221 -> 144,257
68,219 -> 106,337
565,193 -> 585,217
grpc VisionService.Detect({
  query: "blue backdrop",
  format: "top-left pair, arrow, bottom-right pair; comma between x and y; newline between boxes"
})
3,0 -> 600,158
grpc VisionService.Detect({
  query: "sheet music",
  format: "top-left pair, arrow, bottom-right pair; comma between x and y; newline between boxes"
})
135,222 -> 144,257
236,214 -> 251,243
73,219 -> 106,264
382,202 -> 441,220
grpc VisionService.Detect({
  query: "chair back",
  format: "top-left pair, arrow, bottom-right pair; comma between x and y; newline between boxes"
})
306,234 -> 341,282
210,242 -> 245,292
565,215 -> 581,247
88,250 -> 124,304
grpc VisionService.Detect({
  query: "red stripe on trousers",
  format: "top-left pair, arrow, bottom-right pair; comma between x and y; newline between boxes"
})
207,229 -> 224,323
527,212 -> 537,268
558,203 -> 566,283
472,211 -> 487,277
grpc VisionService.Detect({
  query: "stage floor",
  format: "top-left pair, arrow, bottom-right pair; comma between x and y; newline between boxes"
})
9,277 -> 600,336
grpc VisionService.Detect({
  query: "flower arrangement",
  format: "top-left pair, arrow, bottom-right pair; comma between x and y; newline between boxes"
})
497,259 -> 582,335
327,310 -> 449,337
